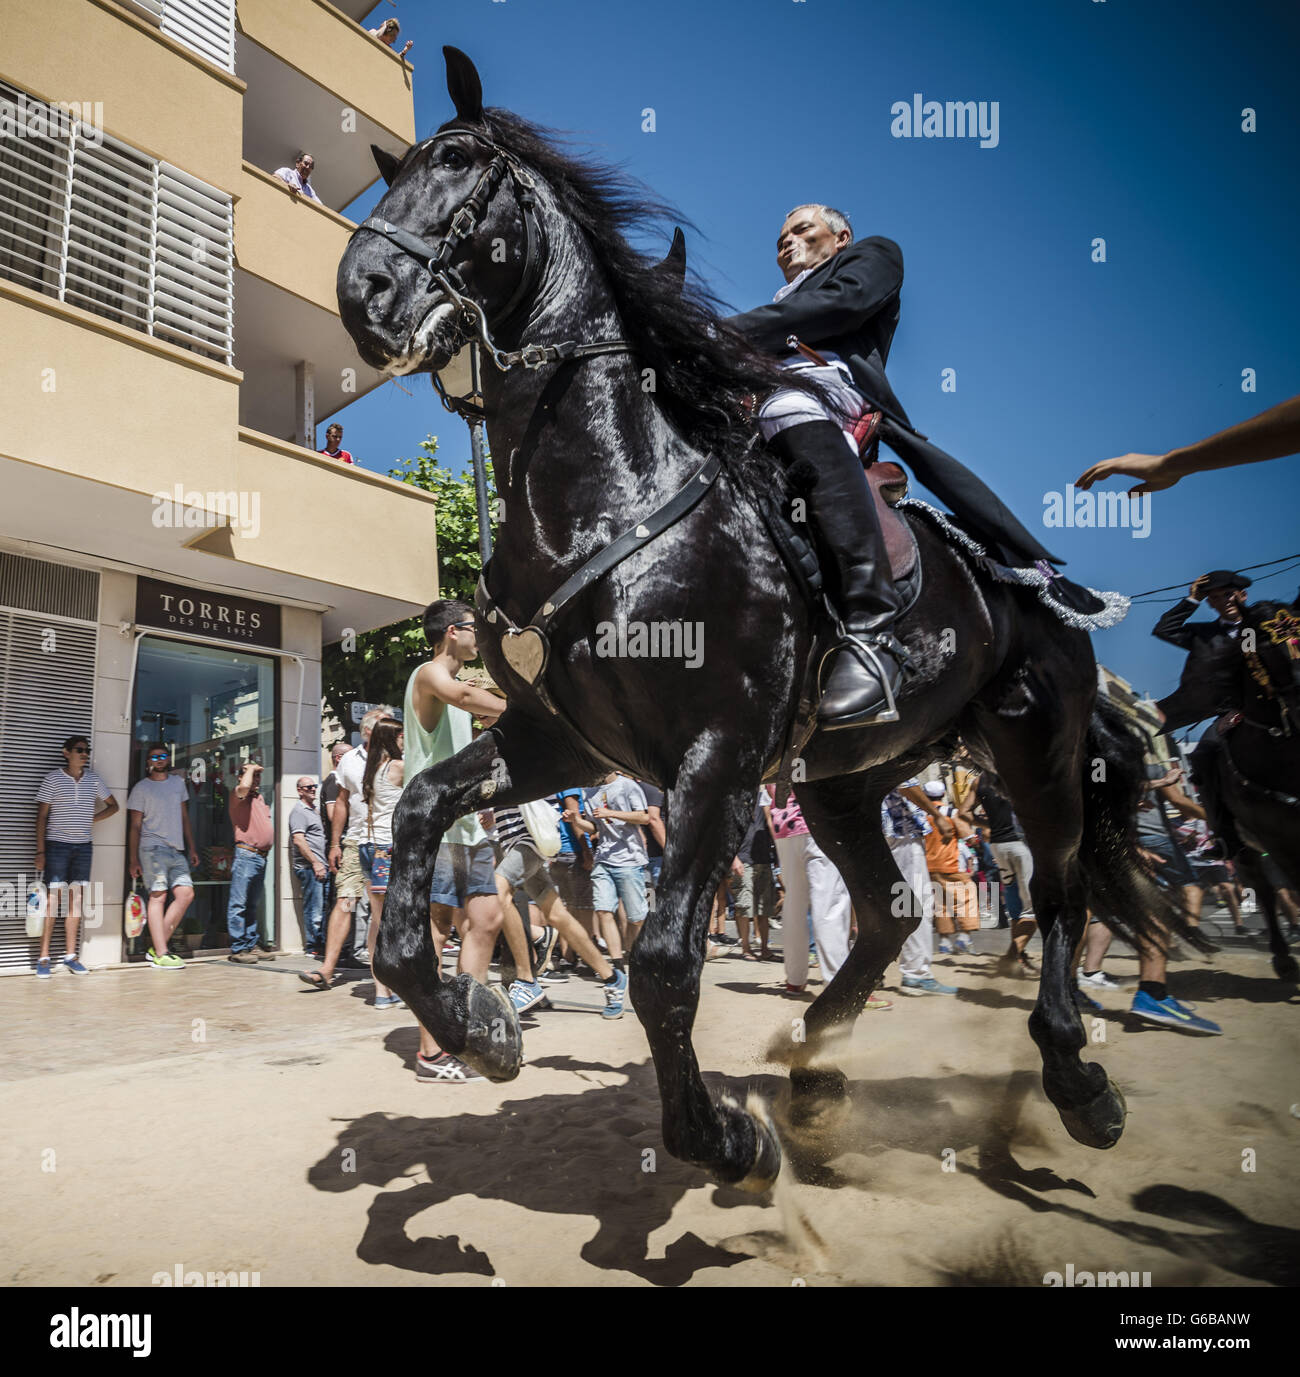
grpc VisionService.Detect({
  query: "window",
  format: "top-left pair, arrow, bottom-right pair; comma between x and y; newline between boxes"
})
126,0 -> 236,75
0,81 -> 234,364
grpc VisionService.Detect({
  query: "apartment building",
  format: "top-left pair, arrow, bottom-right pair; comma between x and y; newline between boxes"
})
0,0 -> 465,971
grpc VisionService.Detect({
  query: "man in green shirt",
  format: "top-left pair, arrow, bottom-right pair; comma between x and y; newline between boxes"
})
403,599 -> 509,1083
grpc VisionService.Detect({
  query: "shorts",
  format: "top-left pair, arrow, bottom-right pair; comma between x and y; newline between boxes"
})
359,843 -> 393,893
45,840 -> 92,888
335,839 -> 366,902
431,841 -> 498,909
734,862 -> 778,918
1141,836 -> 1197,889
549,855 -> 594,911
140,843 -> 192,893
592,861 -> 648,925
496,843 -> 555,904
1191,862 -> 1232,887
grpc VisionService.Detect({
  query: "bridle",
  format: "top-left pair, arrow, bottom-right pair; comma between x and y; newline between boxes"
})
352,127 -> 632,419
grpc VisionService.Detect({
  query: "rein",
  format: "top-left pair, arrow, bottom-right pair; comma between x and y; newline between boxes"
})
351,129 -> 631,418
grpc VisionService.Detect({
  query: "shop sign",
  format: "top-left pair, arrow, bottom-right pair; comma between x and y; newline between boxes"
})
135,577 -> 281,648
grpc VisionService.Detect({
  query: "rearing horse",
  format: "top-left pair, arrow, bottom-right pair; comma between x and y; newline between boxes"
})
336,49 -> 1202,1189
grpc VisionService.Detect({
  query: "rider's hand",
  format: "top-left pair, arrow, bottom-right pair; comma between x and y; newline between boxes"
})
1189,574 -> 1210,602
1075,452 -> 1181,495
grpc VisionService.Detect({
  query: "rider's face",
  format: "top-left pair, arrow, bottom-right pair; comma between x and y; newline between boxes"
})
776,210 -> 849,283
1207,588 -> 1245,621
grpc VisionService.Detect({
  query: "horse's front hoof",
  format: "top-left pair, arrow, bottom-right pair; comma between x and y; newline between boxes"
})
730,1096 -> 783,1194
1058,1077 -> 1127,1150
1272,952 -> 1300,982
460,978 -> 522,1082
789,1065 -> 847,1128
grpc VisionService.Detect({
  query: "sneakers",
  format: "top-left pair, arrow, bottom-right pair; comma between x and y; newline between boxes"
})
954,935 -> 975,954
602,968 -> 629,1019
1130,990 -> 1222,1035
901,975 -> 957,995
416,1051 -> 483,1083
62,957 -> 89,975
1073,987 -> 1103,1012
35,957 -> 52,979
228,951 -> 259,964
373,994 -> 406,1010
784,981 -> 807,994
1077,969 -> 1121,991
532,925 -> 559,977
539,966 -> 570,985
508,979 -> 547,1014
865,993 -> 893,1010
937,938 -> 954,955
147,947 -> 183,970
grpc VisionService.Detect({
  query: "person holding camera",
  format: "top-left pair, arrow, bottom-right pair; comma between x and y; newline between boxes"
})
227,760 -> 274,963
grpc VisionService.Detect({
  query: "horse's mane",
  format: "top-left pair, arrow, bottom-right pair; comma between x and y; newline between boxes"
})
461,108 -> 813,461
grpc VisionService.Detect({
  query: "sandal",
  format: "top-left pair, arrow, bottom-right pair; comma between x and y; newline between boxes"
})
759,950 -> 783,962
298,971 -> 333,991
741,949 -> 760,961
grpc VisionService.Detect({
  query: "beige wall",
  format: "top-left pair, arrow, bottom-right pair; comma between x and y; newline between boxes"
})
235,163 -> 352,314
238,0 -> 416,144
2,0 -> 244,196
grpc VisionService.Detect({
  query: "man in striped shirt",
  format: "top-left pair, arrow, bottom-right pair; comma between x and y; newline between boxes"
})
33,735 -> 118,977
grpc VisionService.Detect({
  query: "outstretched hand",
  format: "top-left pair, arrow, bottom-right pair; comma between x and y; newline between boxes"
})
1075,452 -> 1182,495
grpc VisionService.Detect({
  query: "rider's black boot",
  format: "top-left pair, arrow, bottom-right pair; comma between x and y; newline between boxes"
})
771,420 -> 908,729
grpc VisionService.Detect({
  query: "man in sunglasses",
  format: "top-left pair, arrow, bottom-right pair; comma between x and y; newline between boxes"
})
33,735 -> 117,977
127,746 -> 199,970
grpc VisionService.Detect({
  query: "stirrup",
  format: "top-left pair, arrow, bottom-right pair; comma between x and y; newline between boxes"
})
817,622 -> 909,726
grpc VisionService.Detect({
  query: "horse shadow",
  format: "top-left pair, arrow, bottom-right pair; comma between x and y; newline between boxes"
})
305,1051 -> 783,1286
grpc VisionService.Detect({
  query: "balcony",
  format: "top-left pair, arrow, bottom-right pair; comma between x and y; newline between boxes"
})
2,0 -> 245,197
237,0 -> 415,212
0,279 -> 438,635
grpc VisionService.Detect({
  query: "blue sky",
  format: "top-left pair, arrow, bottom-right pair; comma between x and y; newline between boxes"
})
333,0 -> 1300,725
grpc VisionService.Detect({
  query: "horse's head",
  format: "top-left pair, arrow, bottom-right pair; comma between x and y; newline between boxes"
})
337,48 -> 538,375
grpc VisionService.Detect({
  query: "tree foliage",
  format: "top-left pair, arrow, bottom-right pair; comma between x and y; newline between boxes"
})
319,435 -> 495,733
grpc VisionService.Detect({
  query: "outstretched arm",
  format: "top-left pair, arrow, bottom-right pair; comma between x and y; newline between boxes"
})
1077,393 -> 1300,494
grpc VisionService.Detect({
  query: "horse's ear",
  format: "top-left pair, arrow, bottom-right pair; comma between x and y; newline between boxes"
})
372,145 -> 402,187
659,227 -> 687,291
444,46 -> 485,125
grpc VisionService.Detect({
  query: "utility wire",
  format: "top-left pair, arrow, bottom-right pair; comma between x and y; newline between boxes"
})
1127,553 -> 1300,600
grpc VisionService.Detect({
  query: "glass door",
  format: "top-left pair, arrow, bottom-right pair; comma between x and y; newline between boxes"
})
127,637 -> 277,959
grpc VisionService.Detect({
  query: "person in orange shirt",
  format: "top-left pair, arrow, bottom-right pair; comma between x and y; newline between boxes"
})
922,781 -> 979,954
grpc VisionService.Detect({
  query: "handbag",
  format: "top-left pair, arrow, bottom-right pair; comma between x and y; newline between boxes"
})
125,881 -> 147,939
25,871 -> 47,938
520,799 -> 562,859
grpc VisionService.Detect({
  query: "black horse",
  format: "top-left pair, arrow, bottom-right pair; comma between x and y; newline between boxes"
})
1200,599 -> 1300,980
336,49 -> 1202,1189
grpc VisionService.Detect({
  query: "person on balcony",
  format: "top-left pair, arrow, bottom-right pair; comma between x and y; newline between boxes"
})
370,18 -> 414,59
318,423 -> 355,465
273,151 -> 320,203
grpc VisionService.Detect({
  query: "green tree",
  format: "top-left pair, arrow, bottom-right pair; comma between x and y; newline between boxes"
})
320,435 -> 495,732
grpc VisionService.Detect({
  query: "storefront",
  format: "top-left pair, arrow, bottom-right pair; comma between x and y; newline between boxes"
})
0,553 -> 326,974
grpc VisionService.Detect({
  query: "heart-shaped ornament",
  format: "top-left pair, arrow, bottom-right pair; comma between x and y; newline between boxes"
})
501,627 -> 548,684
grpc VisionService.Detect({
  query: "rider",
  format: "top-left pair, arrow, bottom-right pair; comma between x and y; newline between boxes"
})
1152,570 -> 1252,856
726,204 -> 1059,729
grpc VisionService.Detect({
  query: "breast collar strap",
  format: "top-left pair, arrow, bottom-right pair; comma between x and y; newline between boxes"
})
353,130 -> 631,411
476,453 -> 722,755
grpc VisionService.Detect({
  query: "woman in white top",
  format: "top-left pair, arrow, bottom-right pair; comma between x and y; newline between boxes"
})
360,719 -> 404,1007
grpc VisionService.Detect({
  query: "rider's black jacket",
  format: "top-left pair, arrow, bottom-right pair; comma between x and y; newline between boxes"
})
725,237 -> 911,428
1153,599 -> 1245,731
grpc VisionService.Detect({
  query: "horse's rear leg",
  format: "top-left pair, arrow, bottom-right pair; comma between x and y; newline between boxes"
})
975,708 -> 1127,1150
378,717 -> 588,1080
1236,850 -> 1299,982
633,755 -> 780,1190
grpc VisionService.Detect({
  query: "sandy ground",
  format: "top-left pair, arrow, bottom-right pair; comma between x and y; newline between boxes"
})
2,917 -> 1297,1288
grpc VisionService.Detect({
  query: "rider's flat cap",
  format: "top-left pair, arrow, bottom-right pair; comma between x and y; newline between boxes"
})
1202,569 -> 1252,592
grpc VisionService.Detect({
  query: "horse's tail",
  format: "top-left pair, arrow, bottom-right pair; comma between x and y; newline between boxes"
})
1077,693 -> 1215,954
